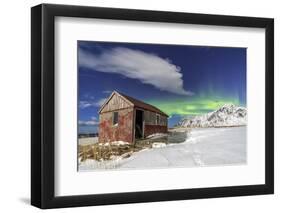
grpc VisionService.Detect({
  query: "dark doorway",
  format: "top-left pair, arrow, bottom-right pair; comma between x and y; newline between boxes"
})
135,110 -> 144,139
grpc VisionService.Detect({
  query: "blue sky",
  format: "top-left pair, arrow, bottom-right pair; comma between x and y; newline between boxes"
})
78,41 -> 246,133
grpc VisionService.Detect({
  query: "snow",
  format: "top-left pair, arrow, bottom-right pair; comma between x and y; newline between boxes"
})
103,141 -> 130,146
152,142 -> 167,148
178,104 -> 247,128
146,133 -> 168,139
79,126 -> 247,171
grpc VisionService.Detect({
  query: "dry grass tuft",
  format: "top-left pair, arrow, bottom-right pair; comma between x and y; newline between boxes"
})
78,136 -> 168,162
78,142 -> 148,162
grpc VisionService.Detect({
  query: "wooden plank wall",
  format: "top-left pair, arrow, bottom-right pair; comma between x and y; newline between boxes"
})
144,111 -> 167,126
100,93 -> 132,113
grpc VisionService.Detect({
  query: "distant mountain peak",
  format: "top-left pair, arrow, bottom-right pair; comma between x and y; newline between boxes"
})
177,104 -> 247,128
220,103 -> 235,109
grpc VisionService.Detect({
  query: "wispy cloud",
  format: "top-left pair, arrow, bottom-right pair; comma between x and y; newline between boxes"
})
78,120 -> 99,126
79,47 -> 193,95
79,98 -> 107,109
79,116 -> 99,126
79,100 -> 95,109
96,98 -> 107,107
82,94 -> 95,100
102,90 -> 113,94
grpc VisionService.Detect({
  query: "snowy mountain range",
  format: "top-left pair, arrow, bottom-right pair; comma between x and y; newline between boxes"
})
177,104 -> 247,128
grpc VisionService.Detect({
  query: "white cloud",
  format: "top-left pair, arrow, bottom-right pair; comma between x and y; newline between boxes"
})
79,101 -> 94,109
96,98 -> 107,107
79,116 -> 99,126
79,97 -> 107,109
78,120 -> 99,126
83,94 -> 95,100
79,47 -> 193,95
102,90 -> 113,94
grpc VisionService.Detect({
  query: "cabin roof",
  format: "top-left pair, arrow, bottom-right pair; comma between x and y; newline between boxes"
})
119,92 -> 168,117
99,91 -> 169,117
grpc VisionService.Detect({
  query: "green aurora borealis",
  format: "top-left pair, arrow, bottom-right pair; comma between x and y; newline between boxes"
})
147,92 -> 242,116
79,41 -> 246,132
146,79 -> 245,117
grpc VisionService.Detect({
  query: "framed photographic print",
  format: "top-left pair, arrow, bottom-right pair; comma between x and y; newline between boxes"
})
31,3 -> 274,209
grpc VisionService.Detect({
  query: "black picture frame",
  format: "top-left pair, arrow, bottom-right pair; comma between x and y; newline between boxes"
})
31,3 -> 274,209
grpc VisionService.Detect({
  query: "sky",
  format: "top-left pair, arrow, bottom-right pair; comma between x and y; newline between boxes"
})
78,41 -> 246,133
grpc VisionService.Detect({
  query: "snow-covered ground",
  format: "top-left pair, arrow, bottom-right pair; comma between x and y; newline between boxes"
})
146,133 -> 168,139
79,126 -> 246,171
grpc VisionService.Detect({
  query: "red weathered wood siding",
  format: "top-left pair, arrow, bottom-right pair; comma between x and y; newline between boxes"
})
99,108 -> 134,143
143,109 -> 168,138
98,92 -> 168,143
144,124 -> 168,138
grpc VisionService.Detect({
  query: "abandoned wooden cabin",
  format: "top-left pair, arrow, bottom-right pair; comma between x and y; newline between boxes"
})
98,91 -> 168,144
